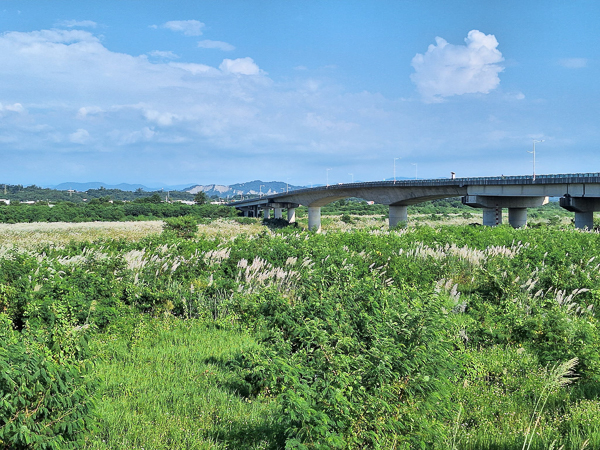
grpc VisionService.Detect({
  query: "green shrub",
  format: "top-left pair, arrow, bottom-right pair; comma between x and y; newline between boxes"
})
0,314 -> 96,449
162,216 -> 198,239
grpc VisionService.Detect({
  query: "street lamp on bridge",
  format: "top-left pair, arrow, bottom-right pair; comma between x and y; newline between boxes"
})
326,168 -> 331,187
412,163 -> 418,180
394,158 -> 400,184
528,139 -> 544,181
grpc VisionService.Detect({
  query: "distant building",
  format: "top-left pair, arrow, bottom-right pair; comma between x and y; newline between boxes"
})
176,200 -> 195,205
0,199 -> 9,205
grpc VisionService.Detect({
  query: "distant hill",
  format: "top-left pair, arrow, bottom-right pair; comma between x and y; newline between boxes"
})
53,182 -> 151,192
185,180 -> 305,198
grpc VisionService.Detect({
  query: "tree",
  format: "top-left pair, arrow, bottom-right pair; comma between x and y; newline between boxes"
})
194,191 -> 208,205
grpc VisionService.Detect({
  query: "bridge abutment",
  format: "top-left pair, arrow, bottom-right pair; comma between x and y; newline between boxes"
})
308,206 -> 321,232
389,205 -> 408,228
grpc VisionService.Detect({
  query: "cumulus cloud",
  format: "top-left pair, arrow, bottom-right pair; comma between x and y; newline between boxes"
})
69,128 -> 90,144
411,30 -> 504,103
558,58 -> 587,69
197,40 -> 235,51
161,20 -> 204,36
219,57 -> 261,75
55,20 -> 97,28
148,50 -> 179,59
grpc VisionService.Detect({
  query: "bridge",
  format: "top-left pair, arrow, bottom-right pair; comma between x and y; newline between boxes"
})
227,173 -> 600,231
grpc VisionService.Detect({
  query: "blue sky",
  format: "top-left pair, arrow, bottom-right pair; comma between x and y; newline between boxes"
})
1,1 -> 599,187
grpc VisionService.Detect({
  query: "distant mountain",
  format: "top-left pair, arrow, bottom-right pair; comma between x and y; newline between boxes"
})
53,182 -> 151,192
47,179 -> 307,197
185,180 -> 305,197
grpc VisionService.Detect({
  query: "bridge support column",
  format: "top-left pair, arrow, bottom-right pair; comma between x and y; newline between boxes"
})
463,196 -> 546,228
389,205 -> 408,228
482,207 -> 502,226
263,208 -> 271,219
243,210 -> 249,217
274,208 -> 282,219
559,197 -> 599,230
575,211 -> 594,230
287,207 -> 296,223
308,206 -> 321,232
508,208 -> 527,228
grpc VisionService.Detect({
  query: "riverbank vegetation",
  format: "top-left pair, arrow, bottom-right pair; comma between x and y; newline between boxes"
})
1,220 -> 599,449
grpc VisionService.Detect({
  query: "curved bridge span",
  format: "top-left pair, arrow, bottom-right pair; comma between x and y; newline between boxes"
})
228,173 -> 600,231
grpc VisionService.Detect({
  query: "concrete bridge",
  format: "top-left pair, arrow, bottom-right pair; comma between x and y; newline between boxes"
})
227,173 -> 600,231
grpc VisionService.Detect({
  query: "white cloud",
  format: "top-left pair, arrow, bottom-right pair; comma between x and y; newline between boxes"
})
197,40 -> 235,51
558,58 -> 587,69
69,128 -> 90,144
219,57 -> 261,75
0,26 -> 566,186
161,20 -> 204,36
0,102 -> 25,113
169,62 -> 219,75
144,109 -> 179,126
294,65 -> 308,71
411,30 -> 504,103
55,20 -> 97,28
76,106 -> 103,118
148,50 -> 179,59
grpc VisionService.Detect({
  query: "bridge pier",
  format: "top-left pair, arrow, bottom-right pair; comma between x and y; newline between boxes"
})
559,197 -> 599,229
482,207 -> 502,226
274,208 -> 283,219
575,211 -> 594,230
389,205 -> 408,228
508,208 -> 527,228
287,207 -> 296,223
463,196 -> 547,228
308,206 -> 321,232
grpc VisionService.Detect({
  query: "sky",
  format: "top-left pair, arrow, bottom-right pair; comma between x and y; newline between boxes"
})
1,0 -> 600,187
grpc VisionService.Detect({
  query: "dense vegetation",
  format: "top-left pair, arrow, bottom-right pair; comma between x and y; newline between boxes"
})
1,222 -> 600,449
0,200 -> 236,224
299,198 -> 571,220
0,185 -> 196,203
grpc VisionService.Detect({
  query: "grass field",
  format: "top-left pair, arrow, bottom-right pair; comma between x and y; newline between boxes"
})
2,214 -> 599,449
86,319 -> 278,449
